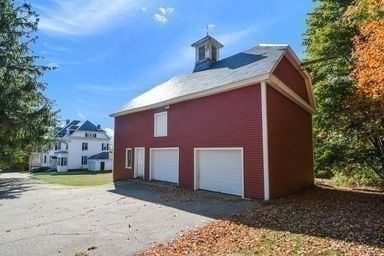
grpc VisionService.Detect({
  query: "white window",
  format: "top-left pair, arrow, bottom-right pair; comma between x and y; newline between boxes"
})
82,142 -> 88,150
58,157 -> 68,166
81,156 -> 87,165
125,148 -> 133,169
54,142 -> 61,150
102,143 -> 109,151
154,111 -> 167,137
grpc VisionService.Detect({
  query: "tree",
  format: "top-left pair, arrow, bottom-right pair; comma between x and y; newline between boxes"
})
0,0 -> 58,169
304,0 -> 384,184
303,0 -> 358,179
345,0 -> 384,180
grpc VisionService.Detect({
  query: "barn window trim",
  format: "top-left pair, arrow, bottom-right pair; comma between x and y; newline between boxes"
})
154,111 -> 168,137
125,148 -> 133,169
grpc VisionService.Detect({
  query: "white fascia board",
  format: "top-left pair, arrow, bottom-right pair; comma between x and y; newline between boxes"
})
267,74 -> 315,114
268,47 -> 315,110
110,74 -> 270,117
280,48 -> 316,109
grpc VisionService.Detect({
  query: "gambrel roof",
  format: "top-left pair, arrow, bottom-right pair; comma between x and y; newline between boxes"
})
111,44 -> 314,117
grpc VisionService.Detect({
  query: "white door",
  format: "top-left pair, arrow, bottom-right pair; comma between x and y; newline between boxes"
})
151,148 -> 179,184
135,148 -> 145,178
195,148 -> 243,197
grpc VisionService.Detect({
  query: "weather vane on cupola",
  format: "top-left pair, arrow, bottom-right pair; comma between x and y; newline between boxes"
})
206,24 -> 216,36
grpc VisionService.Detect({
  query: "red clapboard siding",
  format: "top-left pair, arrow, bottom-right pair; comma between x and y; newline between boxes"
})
273,56 -> 310,104
114,84 -> 264,199
267,85 -> 314,198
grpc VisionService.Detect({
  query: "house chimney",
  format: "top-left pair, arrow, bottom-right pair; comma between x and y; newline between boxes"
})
66,119 -> 70,125
191,35 -> 223,72
97,124 -> 101,130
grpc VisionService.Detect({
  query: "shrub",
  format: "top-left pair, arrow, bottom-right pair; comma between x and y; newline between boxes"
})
31,167 -> 51,173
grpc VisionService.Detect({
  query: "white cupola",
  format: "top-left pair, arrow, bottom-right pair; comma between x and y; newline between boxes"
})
191,35 -> 224,72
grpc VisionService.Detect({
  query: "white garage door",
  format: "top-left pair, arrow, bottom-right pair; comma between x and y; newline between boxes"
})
195,148 -> 243,196
151,148 -> 179,184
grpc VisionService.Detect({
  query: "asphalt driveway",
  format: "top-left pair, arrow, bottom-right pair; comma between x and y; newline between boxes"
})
0,173 -> 252,256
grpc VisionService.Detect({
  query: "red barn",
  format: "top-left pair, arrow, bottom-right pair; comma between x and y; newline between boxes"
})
110,36 -> 315,200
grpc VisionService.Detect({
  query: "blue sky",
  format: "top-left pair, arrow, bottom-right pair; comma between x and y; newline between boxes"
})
31,0 -> 315,134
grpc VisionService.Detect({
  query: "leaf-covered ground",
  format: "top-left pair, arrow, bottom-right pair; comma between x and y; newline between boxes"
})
142,186 -> 384,255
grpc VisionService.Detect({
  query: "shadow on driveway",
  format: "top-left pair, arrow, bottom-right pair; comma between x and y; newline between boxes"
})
0,175 -> 33,200
108,180 -> 253,219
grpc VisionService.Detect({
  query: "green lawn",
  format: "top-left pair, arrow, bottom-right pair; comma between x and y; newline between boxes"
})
32,172 -> 112,186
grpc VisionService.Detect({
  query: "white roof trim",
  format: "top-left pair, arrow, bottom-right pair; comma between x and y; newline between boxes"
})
111,74 -> 270,117
267,74 -> 315,114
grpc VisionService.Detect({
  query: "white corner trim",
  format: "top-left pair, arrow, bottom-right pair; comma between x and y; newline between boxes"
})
193,149 -> 197,190
261,82 -> 270,201
268,74 -> 315,114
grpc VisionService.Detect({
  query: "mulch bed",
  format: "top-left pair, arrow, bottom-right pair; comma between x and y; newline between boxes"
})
142,185 -> 384,255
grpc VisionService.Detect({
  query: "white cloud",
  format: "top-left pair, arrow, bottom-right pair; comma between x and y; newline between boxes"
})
154,14 -> 168,23
46,62 -> 59,69
153,6 -> 174,24
37,0 -> 139,36
76,99 -> 99,109
74,84 -> 134,93
217,27 -> 257,47
77,112 -> 87,120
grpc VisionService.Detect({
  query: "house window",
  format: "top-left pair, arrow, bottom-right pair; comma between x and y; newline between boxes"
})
58,157 -> 68,166
93,133 -> 97,138
82,142 -> 88,150
198,45 -> 205,61
125,148 -> 133,169
54,142 -> 61,150
154,111 -> 167,137
211,45 -> 217,61
81,156 -> 87,165
43,155 -> 47,164
102,143 -> 109,151
85,133 -> 89,137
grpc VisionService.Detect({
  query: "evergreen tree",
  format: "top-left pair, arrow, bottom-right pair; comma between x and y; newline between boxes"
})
0,0 -> 58,169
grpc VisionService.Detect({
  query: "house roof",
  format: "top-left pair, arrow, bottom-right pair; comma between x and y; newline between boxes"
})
191,35 -> 224,48
111,44 -> 312,117
78,120 -> 100,132
88,152 -> 110,160
55,120 -> 106,138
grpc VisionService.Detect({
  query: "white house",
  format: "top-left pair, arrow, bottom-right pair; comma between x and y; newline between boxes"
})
88,152 -> 113,171
33,120 -> 113,172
